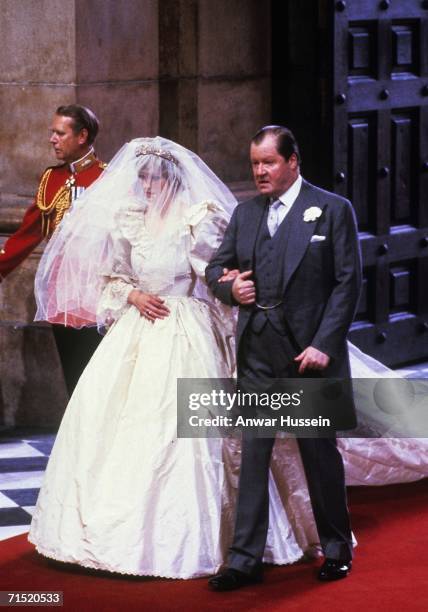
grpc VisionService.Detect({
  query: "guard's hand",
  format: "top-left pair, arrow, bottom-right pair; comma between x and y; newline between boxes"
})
128,289 -> 170,322
219,268 -> 240,283
231,270 -> 256,305
294,346 -> 330,374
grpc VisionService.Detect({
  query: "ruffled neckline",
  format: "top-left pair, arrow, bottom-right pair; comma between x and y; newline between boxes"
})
117,199 -> 223,261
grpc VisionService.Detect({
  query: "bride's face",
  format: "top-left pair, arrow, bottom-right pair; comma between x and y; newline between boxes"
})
137,158 -> 180,219
139,172 -> 168,203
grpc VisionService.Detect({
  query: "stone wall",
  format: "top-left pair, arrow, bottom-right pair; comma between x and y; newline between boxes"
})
0,0 -> 269,427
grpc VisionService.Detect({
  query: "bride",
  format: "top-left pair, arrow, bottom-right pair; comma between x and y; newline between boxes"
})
28,137 -> 428,578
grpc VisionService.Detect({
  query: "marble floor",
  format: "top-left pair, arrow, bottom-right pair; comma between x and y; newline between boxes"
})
0,430 -> 53,541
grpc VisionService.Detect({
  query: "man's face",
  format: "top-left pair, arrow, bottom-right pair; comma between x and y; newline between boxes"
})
250,134 -> 298,198
49,114 -> 88,163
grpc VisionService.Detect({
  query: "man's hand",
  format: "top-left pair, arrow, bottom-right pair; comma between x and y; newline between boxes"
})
128,289 -> 170,322
294,346 -> 330,374
219,268 -> 240,283
231,270 -> 256,305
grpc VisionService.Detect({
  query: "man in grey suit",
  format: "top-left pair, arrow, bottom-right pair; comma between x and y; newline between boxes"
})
206,125 -> 362,590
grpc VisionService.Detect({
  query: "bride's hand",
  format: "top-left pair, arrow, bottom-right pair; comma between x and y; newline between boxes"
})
128,289 -> 170,322
219,268 -> 240,283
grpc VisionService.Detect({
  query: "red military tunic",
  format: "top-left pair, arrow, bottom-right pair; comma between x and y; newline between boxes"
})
0,151 -> 106,280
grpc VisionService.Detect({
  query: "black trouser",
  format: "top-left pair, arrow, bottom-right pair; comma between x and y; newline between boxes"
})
52,325 -> 102,397
228,318 -> 353,574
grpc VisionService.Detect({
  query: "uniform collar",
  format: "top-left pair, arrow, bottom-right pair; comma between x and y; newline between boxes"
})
69,147 -> 97,173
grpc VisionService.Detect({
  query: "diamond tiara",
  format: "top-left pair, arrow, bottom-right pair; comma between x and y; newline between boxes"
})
135,144 -> 179,166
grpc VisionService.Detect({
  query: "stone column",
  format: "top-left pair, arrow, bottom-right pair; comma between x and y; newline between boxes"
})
74,0 -> 160,159
0,0 -> 79,427
156,0 -> 271,190
197,0 -> 271,183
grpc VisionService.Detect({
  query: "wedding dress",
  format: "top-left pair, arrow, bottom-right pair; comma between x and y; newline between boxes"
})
28,137 -> 428,579
341,344 -> 428,486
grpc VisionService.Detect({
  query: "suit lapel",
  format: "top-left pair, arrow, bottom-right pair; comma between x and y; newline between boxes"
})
241,195 -> 267,265
281,180 -> 326,293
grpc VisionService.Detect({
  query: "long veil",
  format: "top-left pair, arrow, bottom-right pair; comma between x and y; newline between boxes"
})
34,137 -> 237,329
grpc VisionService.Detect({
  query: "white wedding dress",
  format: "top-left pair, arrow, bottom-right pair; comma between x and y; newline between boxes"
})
28,201 -> 428,578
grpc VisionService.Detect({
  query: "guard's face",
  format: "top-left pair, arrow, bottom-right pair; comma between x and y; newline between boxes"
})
49,114 -> 88,164
250,134 -> 298,198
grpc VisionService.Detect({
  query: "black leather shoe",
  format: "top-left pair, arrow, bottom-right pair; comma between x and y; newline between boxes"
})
318,558 -> 352,581
208,568 -> 263,591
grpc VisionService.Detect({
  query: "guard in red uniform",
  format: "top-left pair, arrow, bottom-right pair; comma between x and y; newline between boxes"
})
0,104 -> 106,395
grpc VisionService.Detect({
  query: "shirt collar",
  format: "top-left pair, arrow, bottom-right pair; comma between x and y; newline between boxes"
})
276,174 -> 302,209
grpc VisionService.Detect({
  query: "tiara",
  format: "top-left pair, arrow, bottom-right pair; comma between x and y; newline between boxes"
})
135,144 -> 179,166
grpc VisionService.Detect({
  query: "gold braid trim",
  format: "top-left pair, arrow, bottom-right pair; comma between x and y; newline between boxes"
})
36,169 -> 54,212
36,169 -> 72,238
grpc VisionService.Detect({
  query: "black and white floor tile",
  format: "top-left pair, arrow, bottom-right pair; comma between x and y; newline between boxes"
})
0,362 -> 427,542
0,430 -> 54,541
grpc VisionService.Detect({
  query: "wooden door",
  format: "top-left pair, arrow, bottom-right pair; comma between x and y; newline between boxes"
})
276,0 -> 428,366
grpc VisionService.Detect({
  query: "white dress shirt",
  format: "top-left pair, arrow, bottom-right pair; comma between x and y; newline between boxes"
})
273,174 -> 303,225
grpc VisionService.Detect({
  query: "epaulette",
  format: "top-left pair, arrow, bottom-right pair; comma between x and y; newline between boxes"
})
42,163 -> 67,174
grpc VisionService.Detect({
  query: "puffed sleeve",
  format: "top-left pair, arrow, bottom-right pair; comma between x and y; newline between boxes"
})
185,200 -> 230,278
96,209 -> 140,326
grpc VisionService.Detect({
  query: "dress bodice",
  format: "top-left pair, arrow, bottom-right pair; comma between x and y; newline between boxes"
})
97,200 -> 230,323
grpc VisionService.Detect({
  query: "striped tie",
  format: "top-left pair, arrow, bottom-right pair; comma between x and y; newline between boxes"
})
267,199 -> 282,237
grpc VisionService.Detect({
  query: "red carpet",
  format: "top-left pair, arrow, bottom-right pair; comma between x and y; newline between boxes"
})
1,481 -> 427,611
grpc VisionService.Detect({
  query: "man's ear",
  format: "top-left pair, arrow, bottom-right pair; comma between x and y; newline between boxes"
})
78,128 -> 89,146
288,153 -> 298,169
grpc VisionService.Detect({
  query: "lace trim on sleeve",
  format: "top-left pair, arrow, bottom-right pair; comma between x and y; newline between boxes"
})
97,277 -> 134,326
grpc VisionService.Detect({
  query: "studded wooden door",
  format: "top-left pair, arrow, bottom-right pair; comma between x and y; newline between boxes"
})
275,0 -> 428,366
332,0 -> 428,365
